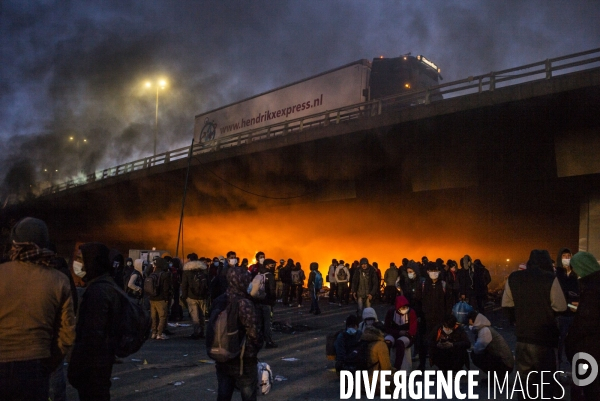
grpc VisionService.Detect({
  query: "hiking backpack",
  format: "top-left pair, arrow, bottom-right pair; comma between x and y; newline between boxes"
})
206,297 -> 246,364
143,271 -> 162,297
248,273 -> 267,300
191,270 -> 209,298
107,281 -> 152,358
291,270 -> 301,285
314,271 -> 323,291
336,268 -> 348,282
257,361 -> 273,395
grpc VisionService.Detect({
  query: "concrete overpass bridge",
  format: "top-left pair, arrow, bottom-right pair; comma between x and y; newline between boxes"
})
3,48 -> 600,273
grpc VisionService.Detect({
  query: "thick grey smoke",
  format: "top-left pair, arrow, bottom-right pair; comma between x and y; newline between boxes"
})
1,0 -> 599,196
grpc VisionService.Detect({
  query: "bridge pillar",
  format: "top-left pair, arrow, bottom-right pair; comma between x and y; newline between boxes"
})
579,194 -> 600,257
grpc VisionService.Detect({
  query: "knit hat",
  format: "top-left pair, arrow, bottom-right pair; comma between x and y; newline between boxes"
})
10,217 -> 49,247
360,257 -> 369,265
527,250 -> 553,272
310,262 -> 318,270
571,251 -> 600,279
362,307 -> 377,321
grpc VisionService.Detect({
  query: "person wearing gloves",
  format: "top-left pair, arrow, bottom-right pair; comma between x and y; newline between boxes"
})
566,251 -> 600,400
384,295 -> 418,370
467,310 -> 514,376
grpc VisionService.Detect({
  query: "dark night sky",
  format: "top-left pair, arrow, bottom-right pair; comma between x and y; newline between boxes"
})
1,1 -> 599,188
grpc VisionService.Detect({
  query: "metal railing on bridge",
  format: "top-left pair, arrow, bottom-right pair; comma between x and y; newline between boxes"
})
41,47 -> 600,196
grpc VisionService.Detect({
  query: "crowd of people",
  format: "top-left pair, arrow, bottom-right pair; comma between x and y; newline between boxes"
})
1,216 -> 599,401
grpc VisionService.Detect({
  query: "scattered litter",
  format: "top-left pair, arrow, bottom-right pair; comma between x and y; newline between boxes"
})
281,357 -> 299,362
64,362 -> 68,366
153,375 -> 158,378
272,321 -> 313,333
112,377 -> 120,380
168,323 -> 178,327
274,375 -> 287,382
313,338 -> 318,340
207,389 -> 215,392
143,359 -> 148,365
168,322 -> 191,327
327,368 -> 337,372
168,381 -> 185,386
131,358 -> 142,362
199,360 -> 215,364
138,362 -> 197,370
183,354 -> 188,357
135,390 -> 139,392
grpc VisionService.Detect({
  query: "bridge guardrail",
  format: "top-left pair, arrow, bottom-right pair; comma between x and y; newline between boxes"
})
40,47 -> 600,196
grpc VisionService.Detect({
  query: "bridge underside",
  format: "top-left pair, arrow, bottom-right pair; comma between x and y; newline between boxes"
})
4,71 -> 600,282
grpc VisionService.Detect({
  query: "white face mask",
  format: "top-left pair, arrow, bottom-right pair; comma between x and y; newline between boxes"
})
408,272 -> 416,279
126,261 -> 132,266
228,258 -> 237,266
346,328 -> 357,335
562,258 -> 570,268
443,327 -> 453,335
73,261 -> 86,278
258,257 -> 265,264
213,261 -> 219,266
428,271 -> 439,280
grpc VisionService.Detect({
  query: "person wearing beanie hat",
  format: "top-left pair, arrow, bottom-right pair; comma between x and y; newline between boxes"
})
0,218 -> 76,401
383,262 -> 400,305
335,260 -> 351,306
502,249 -> 567,398
327,259 -> 339,305
307,262 -> 322,315
147,257 -> 173,340
566,251 -> 600,399
351,258 -> 380,317
254,258 -> 278,348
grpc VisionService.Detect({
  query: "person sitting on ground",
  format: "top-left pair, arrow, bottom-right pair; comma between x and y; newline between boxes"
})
334,315 -> 362,373
428,315 -> 470,372
361,326 -> 393,389
384,295 -> 418,370
467,310 -> 514,377
358,307 -> 385,333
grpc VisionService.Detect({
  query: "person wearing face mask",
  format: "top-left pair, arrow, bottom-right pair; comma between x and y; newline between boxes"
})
458,254 -> 476,308
123,258 -> 143,300
334,315 -> 362,373
555,247 -> 579,369
181,253 -> 208,339
358,307 -> 384,333
210,251 -> 237,300
275,259 -> 285,302
467,310 -> 514,377
428,315 -> 470,372
350,258 -> 380,317
0,218 -> 76,401
68,242 -> 122,401
249,251 -> 265,277
416,262 -> 452,370
280,259 -> 294,306
384,295 -> 418,370
383,262 -> 400,305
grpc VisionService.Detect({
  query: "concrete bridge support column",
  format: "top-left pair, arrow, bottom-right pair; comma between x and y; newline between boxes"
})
579,194 -> 600,256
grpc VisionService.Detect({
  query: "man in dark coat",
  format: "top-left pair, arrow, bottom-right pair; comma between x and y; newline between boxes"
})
68,242 -> 121,401
428,315 -> 470,372
351,257 -> 380,317
148,257 -> 173,340
472,259 -> 492,313
502,249 -> 567,400
255,258 -> 278,348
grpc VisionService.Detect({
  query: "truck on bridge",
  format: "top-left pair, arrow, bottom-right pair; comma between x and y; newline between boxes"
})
193,54 -> 442,144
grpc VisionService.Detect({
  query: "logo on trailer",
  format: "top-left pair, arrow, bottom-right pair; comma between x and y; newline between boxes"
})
200,118 -> 217,142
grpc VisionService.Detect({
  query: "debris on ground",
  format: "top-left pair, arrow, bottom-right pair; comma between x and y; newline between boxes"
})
281,357 -> 299,362
168,381 -> 185,386
274,375 -> 288,381
272,321 -> 313,333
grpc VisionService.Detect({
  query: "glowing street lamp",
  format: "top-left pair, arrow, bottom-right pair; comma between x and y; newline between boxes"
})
145,79 -> 167,156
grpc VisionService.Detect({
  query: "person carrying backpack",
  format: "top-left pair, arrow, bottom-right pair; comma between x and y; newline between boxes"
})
328,259 -> 338,304
335,261 -> 350,306
334,315 -> 362,373
124,258 -> 143,301
251,258 -> 278,348
181,253 -> 209,339
280,259 -> 293,306
346,326 -> 392,392
207,263 -> 263,401
290,262 -> 305,307
67,243 -> 122,401
146,257 -> 172,340
308,262 -> 323,315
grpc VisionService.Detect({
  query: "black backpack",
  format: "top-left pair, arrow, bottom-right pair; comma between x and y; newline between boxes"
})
206,295 -> 246,365
102,279 -> 152,358
143,271 -> 162,297
191,270 -> 209,298
344,340 -> 377,371
326,328 -> 344,360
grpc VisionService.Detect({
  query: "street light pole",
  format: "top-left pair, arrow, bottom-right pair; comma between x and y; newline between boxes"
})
146,79 -> 166,157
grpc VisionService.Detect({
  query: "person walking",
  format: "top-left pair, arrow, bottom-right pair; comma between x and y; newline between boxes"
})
147,257 -> 173,340
181,253 -> 209,339
350,258 -> 380,317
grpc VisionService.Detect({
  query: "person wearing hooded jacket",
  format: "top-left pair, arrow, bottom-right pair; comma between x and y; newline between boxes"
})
360,326 -> 393,390
0,218 -> 76,401
181,254 -> 209,339
148,257 -> 173,340
428,315 -> 471,372
335,261 -> 351,306
566,251 -> 600,400
472,259 -> 492,313
334,315 -> 362,373
123,257 -> 143,300
290,262 -> 306,307
256,258 -> 278,348
383,263 -> 400,305
280,259 -> 293,306
68,242 -> 121,401
384,295 -> 418,370
207,263 -> 263,401
467,310 -> 514,376
459,254 -> 476,307
351,258 -> 380,317
327,259 -> 338,304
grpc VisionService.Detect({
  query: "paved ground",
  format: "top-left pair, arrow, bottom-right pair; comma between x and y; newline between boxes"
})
65,297 -> 574,400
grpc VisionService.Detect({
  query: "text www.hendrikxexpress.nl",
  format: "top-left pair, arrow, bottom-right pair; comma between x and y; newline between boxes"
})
219,94 -> 323,135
